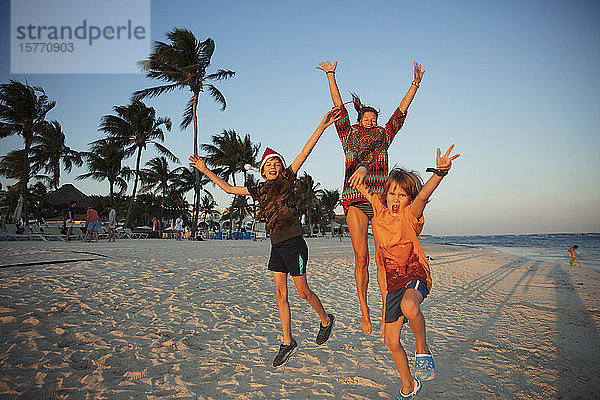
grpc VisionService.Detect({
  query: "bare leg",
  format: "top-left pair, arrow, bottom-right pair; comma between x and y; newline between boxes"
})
346,207 -> 371,334
272,271 -> 293,345
384,317 -> 416,395
291,274 -> 330,326
401,289 -> 429,355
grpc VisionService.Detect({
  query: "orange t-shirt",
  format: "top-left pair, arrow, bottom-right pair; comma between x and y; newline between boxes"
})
370,196 -> 432,292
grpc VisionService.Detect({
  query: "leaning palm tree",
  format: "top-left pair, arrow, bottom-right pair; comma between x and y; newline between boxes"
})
77,138 -> 131,207
99,99 -> 175,227
295,172 -> 323,237
30,120 -> 82,190
133,29 -> 235,222
0,80 -> 55,223
319,189 -> 340,236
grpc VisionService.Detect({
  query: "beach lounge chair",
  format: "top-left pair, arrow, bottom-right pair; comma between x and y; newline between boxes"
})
115,227 -> 130,239
24,226 -> 48,241
43,225 -> 67,241
124,227 -> 147,239
97,226 -> 109,240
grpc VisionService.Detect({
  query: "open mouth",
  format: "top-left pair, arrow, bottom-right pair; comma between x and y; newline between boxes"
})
391,204 -> 399,213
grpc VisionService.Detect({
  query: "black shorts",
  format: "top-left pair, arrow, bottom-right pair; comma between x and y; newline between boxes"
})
348,201 -> 374,221
268,235 -> 308,276
385,280 -> 429,324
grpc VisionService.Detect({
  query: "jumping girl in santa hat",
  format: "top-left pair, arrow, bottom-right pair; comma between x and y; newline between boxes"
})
189,108 -> 341,367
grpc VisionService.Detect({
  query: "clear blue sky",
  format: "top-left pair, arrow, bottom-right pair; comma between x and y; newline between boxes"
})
1,0 -> 599,235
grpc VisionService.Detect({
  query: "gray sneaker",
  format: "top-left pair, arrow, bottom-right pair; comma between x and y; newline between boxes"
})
272,338 -> 297,367
316,314 -> 334,345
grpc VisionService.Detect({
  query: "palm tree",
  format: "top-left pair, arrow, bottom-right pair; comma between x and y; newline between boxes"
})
295,172 -> 323,237
133,29 -> 235,223
27,181 -> 48,222
202,129 -> 259,234
170,165 -> 211,226
77,138 -> 131,207
99,99 -> 175,227
30,120 -> 82,190
319,189 -> 340,236
0,80 -> 55,223
198,193 -> 220,225
139,156 -> 180,229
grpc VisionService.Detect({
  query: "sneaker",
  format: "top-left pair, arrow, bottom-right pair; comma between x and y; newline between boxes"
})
272,338 -> 297,367
414,352 -> 435,381
316,314 -> 335,345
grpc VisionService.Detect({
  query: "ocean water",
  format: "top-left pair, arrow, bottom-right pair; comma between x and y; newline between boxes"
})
424,233 -> 600,269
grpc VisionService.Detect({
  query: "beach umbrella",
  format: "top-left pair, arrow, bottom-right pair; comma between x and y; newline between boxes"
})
44,184 -> 94,209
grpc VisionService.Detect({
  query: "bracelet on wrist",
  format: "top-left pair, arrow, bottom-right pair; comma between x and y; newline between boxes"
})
326,71 -> 335,74
411,81 -> 420,88
426,167 -> 448,177
357,163 -> 370,173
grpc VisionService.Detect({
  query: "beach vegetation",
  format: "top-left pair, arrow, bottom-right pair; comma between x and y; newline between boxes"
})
202,129 -> 260,235
77,138 -> 132,208
30,120 -> 82,190
295,172 -> 324,237
0,80 -> 56,224
319,189 -> 341,236
133,29 -> 235,232
169,165 -> 212,227
99,99 -> 174,227
139,156 -> 181,230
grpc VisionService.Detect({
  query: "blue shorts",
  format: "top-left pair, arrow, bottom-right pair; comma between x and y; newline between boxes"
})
87,221 -> 99,231
385,280 -> 429,324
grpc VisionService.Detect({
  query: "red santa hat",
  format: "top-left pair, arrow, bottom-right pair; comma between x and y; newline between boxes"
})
258,147 -> 286,177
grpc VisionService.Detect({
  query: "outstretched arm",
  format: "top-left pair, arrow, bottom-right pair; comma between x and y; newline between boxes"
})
410,145 -> 460,218
398,61 -> 425,114
317,61 -> 343,108
290,108 -> 341,174
189,155 -> 250,196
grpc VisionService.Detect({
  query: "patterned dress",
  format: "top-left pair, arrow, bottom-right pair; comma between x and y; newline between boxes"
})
335,105 -> 407,212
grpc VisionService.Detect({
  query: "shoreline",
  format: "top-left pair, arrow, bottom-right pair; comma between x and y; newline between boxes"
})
1,238 -> 599,399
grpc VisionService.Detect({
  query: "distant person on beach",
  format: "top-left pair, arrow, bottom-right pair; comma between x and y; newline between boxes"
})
317,60 -> 424,335
568,245 -> 582,267
189,108 -> 340,367
355,145 -> 460,398
175,215 -> 184,241
107,205 -> 116,242
65,201 -> 76,242
84,207 -> 99,242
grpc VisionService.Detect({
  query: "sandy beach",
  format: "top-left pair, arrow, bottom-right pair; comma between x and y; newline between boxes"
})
1,237 -> 599,399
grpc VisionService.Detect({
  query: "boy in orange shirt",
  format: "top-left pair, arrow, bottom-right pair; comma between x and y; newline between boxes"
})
356,145 -> 459,398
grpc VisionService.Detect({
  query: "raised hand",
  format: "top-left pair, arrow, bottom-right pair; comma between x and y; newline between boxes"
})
320,107 -> 342,127
188,154 -> 207,172
413,61 -> 425,84
317,60 -> 337,74
436,145 -> 460,171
